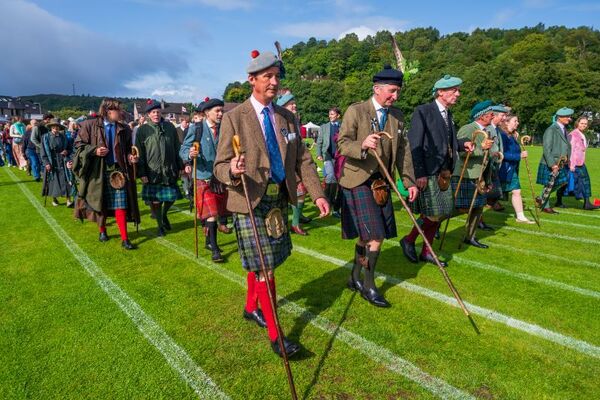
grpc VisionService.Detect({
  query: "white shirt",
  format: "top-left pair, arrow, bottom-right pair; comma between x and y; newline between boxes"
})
371,97 -> 387,127
435,99 -> 449,124
250,95 -> 276,139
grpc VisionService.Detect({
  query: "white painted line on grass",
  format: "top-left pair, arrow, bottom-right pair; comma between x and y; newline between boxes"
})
491,210 -> 600,231
293,245 -> 600,360
157,238 -> 475,400
7,170 -> 229,400
558,209 -> 600,219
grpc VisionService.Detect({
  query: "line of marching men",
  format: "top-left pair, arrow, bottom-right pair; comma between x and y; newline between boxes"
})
51,50 -> 596,358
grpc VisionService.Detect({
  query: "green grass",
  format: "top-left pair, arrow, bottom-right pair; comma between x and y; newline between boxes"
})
1,146 -> 599,399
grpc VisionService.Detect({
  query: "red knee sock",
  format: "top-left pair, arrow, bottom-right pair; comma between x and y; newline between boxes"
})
421,219 -> 439,256
405,225 -> 420,243
245,272 -> 258,313
99,224 -> 106,234
256,279 -> 279,341
115,209 -> 128,241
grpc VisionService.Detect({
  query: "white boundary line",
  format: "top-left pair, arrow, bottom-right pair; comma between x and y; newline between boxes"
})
489,210 -> 600,230
157,239 -> 475,400
293,245 -> 600,359
559,209 -> 600,219
6,169 -> 229,400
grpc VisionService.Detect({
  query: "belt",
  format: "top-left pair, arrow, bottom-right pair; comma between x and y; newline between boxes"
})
105,163 -> 123,172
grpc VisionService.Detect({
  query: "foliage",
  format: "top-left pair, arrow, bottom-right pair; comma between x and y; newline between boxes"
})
47,108 -> 88,121
224,25 -> 600,138
20,94 -> 148,114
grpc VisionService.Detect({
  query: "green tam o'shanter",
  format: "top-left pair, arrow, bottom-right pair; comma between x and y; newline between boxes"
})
470,100 -> 494,121
432,74 -> 462,96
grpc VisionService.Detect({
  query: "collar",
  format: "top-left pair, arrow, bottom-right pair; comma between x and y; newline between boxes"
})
434,99 -> 447,113
475,121 -> 486,130
556,121 -> 565,130
371,97 -> 386,112
103,120 -> 114,127
250,95 -> 274,115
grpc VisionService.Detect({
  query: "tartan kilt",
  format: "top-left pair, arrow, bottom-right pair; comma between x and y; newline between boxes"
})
486,172 -> 503,200
195,180 -> 227,220
574,164 -> 592,199
502,171 -> 521,192
233,192 -> 292,272
103,171 -> 127,210
296,182 -> 307,196
341,180 -> 397,241
451,177 -> 486,209
409,176 -> 453,218
142,183 -> 182,202
536,163 -> 568,187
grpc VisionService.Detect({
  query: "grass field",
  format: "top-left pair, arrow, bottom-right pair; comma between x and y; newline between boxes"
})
1,145 -> 599,399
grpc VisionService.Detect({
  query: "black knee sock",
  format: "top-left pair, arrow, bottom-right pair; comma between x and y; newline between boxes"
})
152,203 -> 163,229
162,201 -> 173,220
363,248 -> 380,291
352,244 -> 366,282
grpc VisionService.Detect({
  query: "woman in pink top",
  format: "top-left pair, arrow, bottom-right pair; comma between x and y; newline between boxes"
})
569,117 -> 598,210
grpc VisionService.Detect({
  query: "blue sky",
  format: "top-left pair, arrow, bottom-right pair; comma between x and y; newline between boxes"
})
3,0 -> 599,102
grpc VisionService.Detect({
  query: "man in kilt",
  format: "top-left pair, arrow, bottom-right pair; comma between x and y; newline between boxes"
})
180,98 -> 228,262
337,65 -> 418,308
451,100 -> 495,248
214,50 -> 329,357
401,75 -> 473,267
73,98 -> 140,250
536,107 -> 573,214
136,99 -> 184,236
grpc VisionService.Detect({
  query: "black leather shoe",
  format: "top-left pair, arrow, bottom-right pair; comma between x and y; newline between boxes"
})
420,252 -> 447,267
99,232 -> 109,242
463,238 -> 488,249
478,222 -> 494,231
299,215 -> 312,224
400,237 -> 418,263
347,277 -> 364,292
434,229 -> 440,240
212,249 -> 224,263
163,216 -> 172,230
157,227 -> 166,237
271,336 -> 301,358
205,242 -> 222,252
361,287 -> 391,308
243,309 -> 267,328
542,208 -> 559,214
556,204 -> 567,209
121,239 -> 135,250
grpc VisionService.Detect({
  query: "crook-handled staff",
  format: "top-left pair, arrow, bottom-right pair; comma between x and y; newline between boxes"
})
192,142 -> 199,258
368,120 -> 477,331
232,135 -> 298,399
520,135 -> 540,227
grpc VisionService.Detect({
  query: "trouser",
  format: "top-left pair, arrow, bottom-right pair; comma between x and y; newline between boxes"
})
26,148 -> 41,180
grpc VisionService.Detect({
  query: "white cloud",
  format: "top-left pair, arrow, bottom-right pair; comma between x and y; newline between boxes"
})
338,26 -> 377,40
277,16 -> 409,40
124,72 -> 204,102
129,0 -> 252,10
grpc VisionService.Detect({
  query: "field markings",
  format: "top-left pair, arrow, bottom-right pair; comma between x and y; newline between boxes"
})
293,245 -> 600,359
558,209 -> 600,219
6,169 -> 230,400
491,210 -> 600,230
157,239 -> 476,400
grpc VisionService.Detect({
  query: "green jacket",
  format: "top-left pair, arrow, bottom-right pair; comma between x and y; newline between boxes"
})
540,123 -> 571,168
453,121 -> 490,180
135,120 -> 183,185
485,124 -> 504,166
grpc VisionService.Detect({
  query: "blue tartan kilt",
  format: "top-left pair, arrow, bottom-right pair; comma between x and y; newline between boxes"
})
573,164 -> 592,199
233,192 -> 292,272
341,180 -> 397,241
409,175 -> 453,218
536,163 -> 568,187
502,171 -> 521,192
451,177 -> 486,209
142,183 -> 182,202
103,172 -> 127,210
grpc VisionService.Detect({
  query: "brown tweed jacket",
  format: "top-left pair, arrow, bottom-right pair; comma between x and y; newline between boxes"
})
214,98 -> 325,213
337,99 -> 416,189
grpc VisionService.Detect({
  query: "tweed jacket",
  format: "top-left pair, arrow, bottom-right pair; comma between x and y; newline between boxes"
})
316,121 -> 339,161
213,98 -> 324,213
453,121 -> 490,180
540,123 -> 571,168
180,120 -> 220,180
336,99 -> 415,189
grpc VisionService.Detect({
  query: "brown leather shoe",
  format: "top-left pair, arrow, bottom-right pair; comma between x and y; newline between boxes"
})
218,224 -> 232,234
542,208 -> 559,214
290,225 -> 308,236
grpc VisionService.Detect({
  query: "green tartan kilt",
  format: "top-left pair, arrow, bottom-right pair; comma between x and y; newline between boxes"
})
409,175 -> 453,218
573,164 -> 592,199
451,177 -> 486,209
233,192 -> 292,272
536,163 -> 568,187
142,183 -> 182,202
103,171 -> 127,210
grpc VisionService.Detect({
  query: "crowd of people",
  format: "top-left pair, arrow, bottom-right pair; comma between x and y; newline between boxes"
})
2,50 -> 598,358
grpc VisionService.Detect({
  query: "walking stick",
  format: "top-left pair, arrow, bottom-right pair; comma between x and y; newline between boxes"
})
368,125 -> 477,331
459,147 -> 490,250
131,145 -> 139,181
232,135 -> 299,399
192,142 -> 199,258
520,135 -> 541,227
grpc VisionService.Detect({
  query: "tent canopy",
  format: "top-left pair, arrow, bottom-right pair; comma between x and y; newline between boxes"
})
302,122 -> 320,129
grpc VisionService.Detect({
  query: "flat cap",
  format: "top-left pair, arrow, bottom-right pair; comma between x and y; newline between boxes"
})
246,50 -> 282,74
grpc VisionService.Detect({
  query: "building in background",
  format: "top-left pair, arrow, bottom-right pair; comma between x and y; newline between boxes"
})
0,96 -> 42,119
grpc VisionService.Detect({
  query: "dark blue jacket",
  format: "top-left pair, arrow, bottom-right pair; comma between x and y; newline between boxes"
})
499,129 -> 521,183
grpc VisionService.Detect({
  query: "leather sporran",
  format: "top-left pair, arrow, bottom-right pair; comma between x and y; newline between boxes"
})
437,169 -> 451,191
370,178 -> 389,206
265,208 -> 285,239
109,171 -> 126,189
476,180 -> 492,195
209,176 -> 225,194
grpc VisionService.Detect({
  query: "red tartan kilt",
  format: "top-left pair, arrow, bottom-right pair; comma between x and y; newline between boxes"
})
195,180 -> 227,220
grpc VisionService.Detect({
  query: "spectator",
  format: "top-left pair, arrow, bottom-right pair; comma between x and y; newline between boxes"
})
569,117 -> 599,210
10,116 -> 27,170
2,123 -> 16,167
22,120 -> 41,181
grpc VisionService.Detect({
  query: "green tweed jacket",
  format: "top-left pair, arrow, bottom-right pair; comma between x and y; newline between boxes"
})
453,121 -> 490,180
540,123 -> 571,168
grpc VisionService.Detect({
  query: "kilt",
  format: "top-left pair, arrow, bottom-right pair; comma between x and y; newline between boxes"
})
195,179 -> 227,220
502,172 -> 521,192
341,180 -> 396,241
409,175 -> 453,218
536,163 -> 568,187
451,177 -> 486,209
296,182 -> 307,197
233,191 -> 292,272
103,171 -> 127,210
142,183 -> 182,202
573,164 -> 592,199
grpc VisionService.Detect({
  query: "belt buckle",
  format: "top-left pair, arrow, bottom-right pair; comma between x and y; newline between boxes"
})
266,183 -> 280,196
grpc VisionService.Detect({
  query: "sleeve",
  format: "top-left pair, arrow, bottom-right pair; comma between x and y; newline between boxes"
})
40,135 -> 50,166
406,108 -> 426,179
31,126 -> 40,148
213,113 -> 239,186
502,135 -> 521,162
316,125 -> 324,158
296,121 -> 325,202
336,105 -> 364,160
179,124 -> 196,163
542,126 -> 556,166
135,128 -> 148,178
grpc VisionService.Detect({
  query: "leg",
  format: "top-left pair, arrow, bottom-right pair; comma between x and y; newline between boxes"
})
115,208 -> 134,249
400,220 -> 420,263
555,185 -> 567,208
162,200 -> 174,230
290,196 -> 307,235
151,202 -> 164,236
99,220 -> 109,242
464,208 -> 488,248
361,240 -> 390,308
347,242 -> 367,291
419,218 -> 446,267
243,271 -> 266,328
206,219 -> 223,262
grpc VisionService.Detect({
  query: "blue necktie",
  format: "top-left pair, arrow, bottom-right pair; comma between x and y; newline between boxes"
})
262,107 -> 285,184
379,108 -> 388,131
106,123 -> 115,165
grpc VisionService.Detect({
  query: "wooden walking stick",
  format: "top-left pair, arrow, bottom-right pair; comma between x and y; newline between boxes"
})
131,145 -> 139,181
520,134 -> 541,227
368,121 -> 478,331
192,142 -> 199,258
439,129 -> 487,250
232,135 -> 299,400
